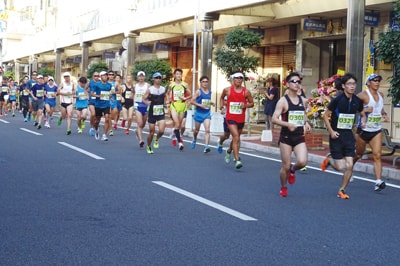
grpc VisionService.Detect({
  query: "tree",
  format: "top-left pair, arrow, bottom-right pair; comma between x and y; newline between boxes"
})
375,0 -> 400,104
38,67 -> 55,78
86,61 -> 109,79
132,59 -> 173,87
214,27 -> 262,80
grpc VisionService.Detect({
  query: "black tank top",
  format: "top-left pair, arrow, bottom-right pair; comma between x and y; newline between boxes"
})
281,94 -> 305,135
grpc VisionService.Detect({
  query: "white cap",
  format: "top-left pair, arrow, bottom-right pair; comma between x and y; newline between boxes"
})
137,71 -> 146,76
37,75 -> 43,79
99,71 -> 108,76
232,72 -> 244,78
63,72 -> 71,77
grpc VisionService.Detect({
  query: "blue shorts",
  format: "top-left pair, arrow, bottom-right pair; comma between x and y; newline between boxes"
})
45,99 -> 56,108
194,111 -> 211,124
135,102 -> 148,116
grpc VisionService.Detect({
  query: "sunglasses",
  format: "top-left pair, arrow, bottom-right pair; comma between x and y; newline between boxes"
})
153,77 -> 162,79
289,80 -> 301,84
93,75 -> 99,77
371,79 -> 381,82
201,80 -> 209,83
108,73 -> 114,76
234,77 -> 244,79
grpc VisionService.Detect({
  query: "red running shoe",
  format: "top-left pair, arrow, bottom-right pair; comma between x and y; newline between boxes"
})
125,129 -> 129,135
288,171 -> 296,185
121,120 -> 125,128
172,138 -> 177,146
280,187 -> 288,197
113,123 -> 117,129
321,154 -> 331,171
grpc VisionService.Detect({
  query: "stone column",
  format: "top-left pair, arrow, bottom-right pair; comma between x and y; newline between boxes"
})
125,32 -> 139,76
346,0 -> 365,93
198,13 -> 219,82
81,42 -> 91,77
55,48 -> 64,85
13,59 -> 20,83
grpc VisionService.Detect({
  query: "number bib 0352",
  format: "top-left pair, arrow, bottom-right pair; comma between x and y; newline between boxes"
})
337,113 -> 355,129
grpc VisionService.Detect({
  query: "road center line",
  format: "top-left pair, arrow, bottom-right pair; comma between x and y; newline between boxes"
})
152,181 -> 257,221
20,128 -> 43,135
58,142 -> 105,160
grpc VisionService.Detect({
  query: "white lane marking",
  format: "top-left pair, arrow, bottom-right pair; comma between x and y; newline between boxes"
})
152,181 -> 257,221
0,119 -> 10,123
20,128 -> 43,135
58,142 -> 105,160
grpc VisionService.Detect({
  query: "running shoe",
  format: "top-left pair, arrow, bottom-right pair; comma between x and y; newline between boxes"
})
27,116 -> 31,121
34,121 -> 38,127
66,130 -> 71,135
78,128 -> 83,134
12,113 -> 15,117
37,124 -> 41,129
300,166 -> 307,171
337,189 -> 350,199
147,146 -> 154,154
321,154 -> 331,171
235,160 -> 243,169
190,140 -> 196,149
280,187 -> 288,197
178,142 -> 184,151
101,134 -> 108,141
24,118 -> 28,122
225,150 -> 231,164
121,120 -> 125,128
375,179 -> 386,191
139,140 -> 145,148
109,129 -> 114,136
89,128 -> 95,136
217,141 -> 223,154
203,146 -> 211,153
113,123 -> 117,129
57,118 -> 62,126
172,138 -> 177,146
125,129 -> 129,135
94,132 -> 100,140
288,171 -> 296,185
80,121 -> 85,129
153,140 -> 159,149
45,121 -> 50,128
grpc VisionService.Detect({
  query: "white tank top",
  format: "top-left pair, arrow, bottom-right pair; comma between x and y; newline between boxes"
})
60,82 -> 74,104
364,89 -> 384,132
134,83 -> 148,102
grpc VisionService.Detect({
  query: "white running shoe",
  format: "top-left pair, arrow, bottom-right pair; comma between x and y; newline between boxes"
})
101,134 -> 108,141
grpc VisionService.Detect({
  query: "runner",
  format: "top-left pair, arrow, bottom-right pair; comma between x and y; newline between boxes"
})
217,77 -> 233,154
272,72 -> 311,197
8,77 -> 18,117
29,74 -> 46,129
26,71 -> 38,121
353,73 -> 388,191
219,71 -> 254,169
190,75 -> 214,153
321,73 -> 365,199
0,76 -> 8,116
167,68 -> 191,151
88,72 -> 100,136
19,76 -> 30,122
92,71 -> 112,141
121,75 -> 135,135
57,72 -> 75,135
134,71 -> 150,147
142,72 -> 167,154
44,76 -> 57,128
74,77 -> 89,134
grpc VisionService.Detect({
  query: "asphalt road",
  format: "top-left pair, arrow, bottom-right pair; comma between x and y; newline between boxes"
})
1,114 -> 400,265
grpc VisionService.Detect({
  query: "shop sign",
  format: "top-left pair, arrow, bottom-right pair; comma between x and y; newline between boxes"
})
302,19 -> 327,32
103,51 -> 115,59
365,13 -> 379,27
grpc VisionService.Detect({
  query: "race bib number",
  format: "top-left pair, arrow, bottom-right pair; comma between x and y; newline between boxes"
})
47,92 -> 55,98
100,91 -> 110,101
229,102 -> 242,115
201,99 -> 211,109
36,89 -> 44,97
134,93 -> 142,102
152,104 -> 164,116
337,113 -> 355,129
125,91 -> 132,99
173,89 -> 184,100
288,110 -> 305,127
78,92 -> 86,100
366,114 -> 382,129
23,90 -> 30,96
1,87 -> 7,92
116,94 -> 122,101
10,90 -> 16,96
